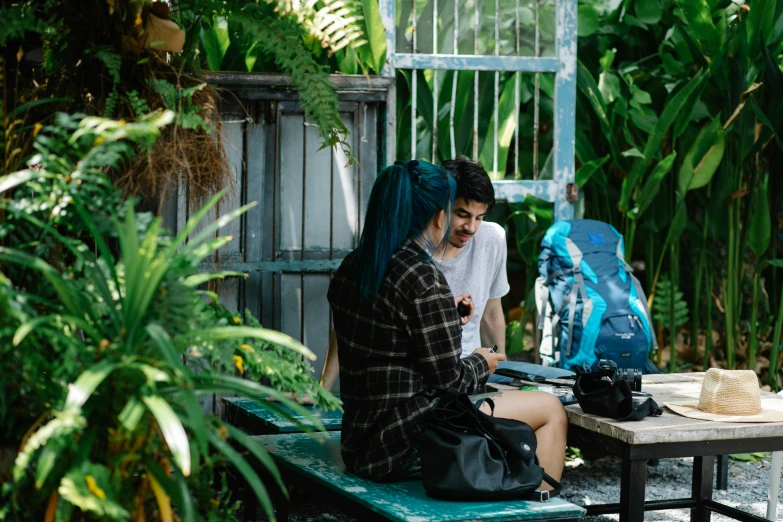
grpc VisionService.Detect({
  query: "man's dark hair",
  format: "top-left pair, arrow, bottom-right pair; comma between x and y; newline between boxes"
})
441,155 -> 495,209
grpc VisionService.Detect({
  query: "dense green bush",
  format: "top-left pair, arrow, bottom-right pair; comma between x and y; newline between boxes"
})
0,111 -> 338,520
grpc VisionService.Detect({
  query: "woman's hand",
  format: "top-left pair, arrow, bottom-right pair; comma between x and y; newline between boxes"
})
472,347 -> 506,375
454,293 -> 474,325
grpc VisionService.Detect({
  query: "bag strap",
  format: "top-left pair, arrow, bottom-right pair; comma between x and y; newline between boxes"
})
526,472 -> 562,502
619,397 -> 663,421
484,397 -> 495,416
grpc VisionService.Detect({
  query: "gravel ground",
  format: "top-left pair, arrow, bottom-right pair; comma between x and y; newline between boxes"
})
560,455 -> 781,521
242,455 -> 782,521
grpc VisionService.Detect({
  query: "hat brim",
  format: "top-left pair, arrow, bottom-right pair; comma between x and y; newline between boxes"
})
664,400 -> 783,423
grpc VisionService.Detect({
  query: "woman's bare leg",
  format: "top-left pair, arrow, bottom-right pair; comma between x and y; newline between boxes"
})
479,391 -> 567,489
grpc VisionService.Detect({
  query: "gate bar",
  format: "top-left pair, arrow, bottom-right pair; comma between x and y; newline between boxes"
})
394,54 -> 558,72
554,0 -> 577,221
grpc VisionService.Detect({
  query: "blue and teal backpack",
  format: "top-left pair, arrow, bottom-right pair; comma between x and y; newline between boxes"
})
536,219 -> 657,372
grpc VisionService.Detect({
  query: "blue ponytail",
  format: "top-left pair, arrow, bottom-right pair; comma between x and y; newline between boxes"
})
354,160 -> 456,300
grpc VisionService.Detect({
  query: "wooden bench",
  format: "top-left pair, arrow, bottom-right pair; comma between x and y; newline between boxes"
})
247,432 -> 585,522
222,396 -> 344,434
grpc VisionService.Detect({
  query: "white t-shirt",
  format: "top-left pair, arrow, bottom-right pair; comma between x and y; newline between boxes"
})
432,221 -> 510,358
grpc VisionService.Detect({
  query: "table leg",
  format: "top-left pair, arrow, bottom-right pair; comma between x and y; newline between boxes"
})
620,458 -> 647,522
716,454 -> 729,490
692,455 -> 715,522
767,451 -> 782,521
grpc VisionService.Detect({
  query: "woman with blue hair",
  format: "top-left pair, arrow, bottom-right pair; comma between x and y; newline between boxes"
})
328,160 -> 566,484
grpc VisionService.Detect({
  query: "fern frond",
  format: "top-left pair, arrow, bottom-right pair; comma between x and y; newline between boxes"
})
104,91 -> 119,118
0,5 -> 43,47
261,0 -> 366,54
90,46 -> 122,118
652,275 -> 689,329
12,411 -> 87,483
92,46 -> 122,87
126,90 -> 151,118
150,79 -> 178,108
235,8 -> 353,161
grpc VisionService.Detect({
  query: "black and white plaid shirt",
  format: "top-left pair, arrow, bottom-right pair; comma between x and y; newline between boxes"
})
328,239 -> 490,480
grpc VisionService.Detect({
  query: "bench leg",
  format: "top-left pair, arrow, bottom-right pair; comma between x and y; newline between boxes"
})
716,454 -> 729,490
243,487 -> 257,522
273,485 -> 289,522
241,469 -> 290,522
242,483 -> 289,522
619,458 -> 647,522
692,455 -> 714,522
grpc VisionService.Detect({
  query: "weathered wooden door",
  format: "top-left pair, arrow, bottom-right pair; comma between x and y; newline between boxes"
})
168,76 -> 392,371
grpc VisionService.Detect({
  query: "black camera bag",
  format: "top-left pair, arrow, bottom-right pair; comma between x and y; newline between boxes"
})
573,369 -> 662,421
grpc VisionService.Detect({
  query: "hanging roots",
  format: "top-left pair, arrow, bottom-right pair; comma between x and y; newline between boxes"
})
117,80 -> 235,214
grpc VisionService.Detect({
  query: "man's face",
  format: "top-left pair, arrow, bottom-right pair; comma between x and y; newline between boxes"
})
449,198 -> 488,249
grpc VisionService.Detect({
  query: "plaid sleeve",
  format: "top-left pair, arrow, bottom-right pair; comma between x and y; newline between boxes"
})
405,276 -> 489,394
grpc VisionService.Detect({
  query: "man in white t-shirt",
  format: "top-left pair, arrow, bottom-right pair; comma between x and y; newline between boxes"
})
432,156 -> 509,360
321,156 -> 510,389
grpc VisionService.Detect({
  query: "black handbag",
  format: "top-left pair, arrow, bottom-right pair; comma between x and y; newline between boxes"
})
573,369 -> 663,421
419,393 -> 560,501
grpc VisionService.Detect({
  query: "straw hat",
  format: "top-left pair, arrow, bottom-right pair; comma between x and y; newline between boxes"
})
664,368 -> 783,423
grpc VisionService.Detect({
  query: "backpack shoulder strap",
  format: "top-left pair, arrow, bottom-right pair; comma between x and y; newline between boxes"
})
564,238 -> 589,356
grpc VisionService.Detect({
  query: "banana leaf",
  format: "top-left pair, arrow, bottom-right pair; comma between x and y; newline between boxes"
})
748,172 -> 771,256
576,60 -> 626,172
620,71 -> 705,213
677,117 -> 725,194
355,0 -> 387,74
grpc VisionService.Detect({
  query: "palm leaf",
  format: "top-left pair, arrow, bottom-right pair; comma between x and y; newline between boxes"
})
620,71 -> 706,212
141,395 -> 192,477
168,189 -> 228,255
64,360 -> 119,411
13,314 -> 101,346
187,374 -> 324,432
146,459 -> 196,522
177,326 -> 315,360
0,248 -> 90,329
183,271 -> 247,287
184,202 -> 256,253
15,211 -> 121,332
217,419 -> 286,495
146,324 -> 208,462
0,169 -> 54,193
205,428 -> 277,522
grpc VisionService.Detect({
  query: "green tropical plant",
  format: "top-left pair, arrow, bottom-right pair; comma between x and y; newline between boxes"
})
505,320 -> 527,355
571,0 -> 783,384
195,0 -> 387,75
507,195 -> 554,300
176,0 -> 388,161
2,0 -> 364,191
0,112 -> 338,520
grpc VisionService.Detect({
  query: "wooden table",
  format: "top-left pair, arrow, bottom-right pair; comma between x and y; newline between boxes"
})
565,373 -> 783,522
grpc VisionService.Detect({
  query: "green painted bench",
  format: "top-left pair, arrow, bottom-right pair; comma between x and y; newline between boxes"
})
247,432 -> 585,522
222,396 -> 344,434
